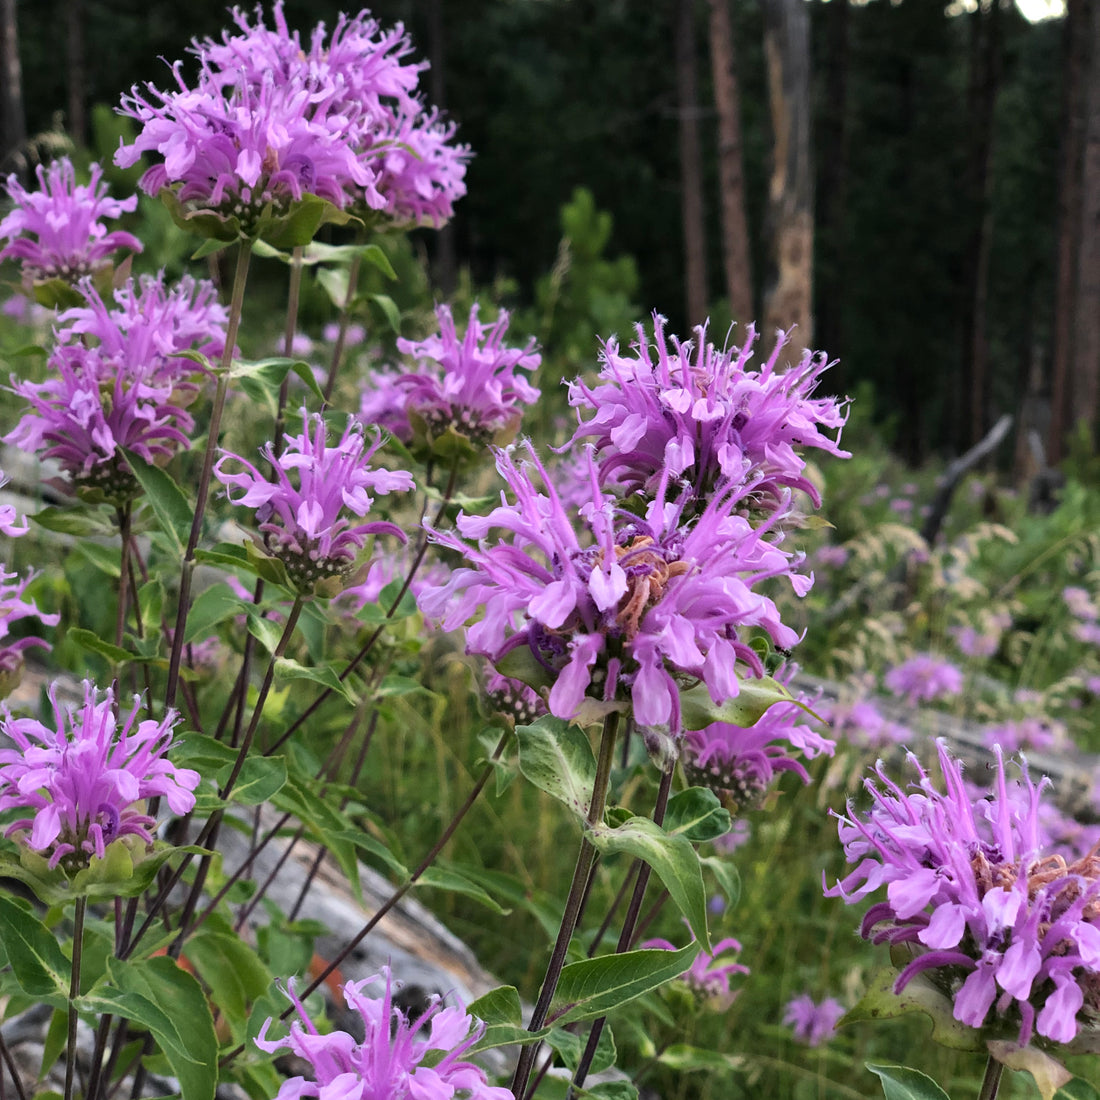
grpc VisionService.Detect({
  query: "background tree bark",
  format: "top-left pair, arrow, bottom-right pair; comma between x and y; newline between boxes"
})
707,0 -> 753,328
1070,0 -> 1100,446
762,0 -> 814,361
0,0 -> 24,177
676,0 -> 708,329
1049,0 -> 1087,462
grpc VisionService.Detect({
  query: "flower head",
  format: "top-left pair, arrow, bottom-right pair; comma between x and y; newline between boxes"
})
215,411 -> 414,592
0,567 -> 58,696
0,158 -> 141,284
0,469 -> 29,538
419,442 -> 804,737
783,994 -> 846,1046
683,671 -> 833,812
5,274 -> 226,499
642,931 -> 748,1011
566,315 -> 848,511
255,968 -> 513,1100
883,653 -> 964,705
0,680 -> 198,869
827,741 -> 1100,1048
375,304 -> 540,457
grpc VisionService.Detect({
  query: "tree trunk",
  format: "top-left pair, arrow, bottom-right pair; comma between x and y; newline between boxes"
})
427,0 -> 457,296
66,0 -> 86,147
961,2 -> 1000,449
814,0 -> 849,374
1049,0 -> 1087,462
0,0 -> 24,177
761,0 -> 814,360
1070,0 -> 1100,445
675,0 -> 708,329
707,0 -> 753,328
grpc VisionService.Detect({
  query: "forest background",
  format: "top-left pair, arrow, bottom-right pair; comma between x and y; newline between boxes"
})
0,0 -> 1095,477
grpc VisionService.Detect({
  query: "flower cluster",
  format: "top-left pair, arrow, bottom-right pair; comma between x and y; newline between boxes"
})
5,274 -> 227,499
883,652 -> 964,705
827,741 -> 1100,1047
0,567 -> 58,693
0,158 -> 141,284
783,994 -> 846,1046
116,2 -> 468,233
565,315 -> 848,512
0,469 -> 28,539
642,933 -> 748,1011
420,443 -> 803,736
215,411 -> 414,592
0,680 -> 199,869
683,685 -> 834,813
256,969 -> 512,1100
361,304 -> 541,455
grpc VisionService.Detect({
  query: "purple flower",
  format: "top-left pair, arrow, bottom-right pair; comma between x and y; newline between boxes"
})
683,672 -> 833,812
819,696 -> 911,750
0,567 -> 58,694
883,653 -> 964,705
826,741 -> 1100,1048
419,442 -> 804,737
215,411 -> 414,592
255,968 -> 513,1100
5,274 -> 226,499
377,304 -> 540,454
0,469 -> 29,538
642,931 -> 748,1011
358,366 -> 414,443
1064,586 -> 1098,622
982,716 -> 1066,755
566,314 -> 848,510
0,158 -> 141,284
950,611 -> 1011,660
483,669 -> 546,727
0,680 -> 198,870
783,994 -> 845,1046
116,52 -> 374,229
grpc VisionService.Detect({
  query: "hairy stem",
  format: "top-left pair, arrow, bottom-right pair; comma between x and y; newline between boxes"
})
63,897 -> 87,1100
510,710 -> 620,1099
165,237 -> 253,710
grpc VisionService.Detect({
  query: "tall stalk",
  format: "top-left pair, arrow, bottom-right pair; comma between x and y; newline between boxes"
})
977,1056 -> 1003,1100
63,897 -> 87,1100
322,251 -> 363,404
165,237 -> 254,710
510,710 -> 620,1099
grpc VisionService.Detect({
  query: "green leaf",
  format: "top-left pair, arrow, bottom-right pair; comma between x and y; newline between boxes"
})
32,503 -> 117,537
229,356 -> 324,406
548,944 -> 700,1027
845,962 -> 984,1053
224,754 -> 288,805
678,677 -> 798,732
417,863 -> 511,915
80,955 -> 218,1100
1057,1080 -> 1100,1100
465,985 -> 552,1053
124,450 -> 193,555
185,583 -> 248,643
256,192 -> 358,250
700,856 -> 741,911
174,732 -> 240,771
183,931 -> 272,1041
546,1022 -> 616,1075
74,540 -> 122,578
588,816 -> 710,949
275,657 -> 358,703
663,788 -> 731,843
574,1083 -> 638,1100
246,609 -> 285,653
159,186 -> 242,242
360,242 -> 397,280
0,895 -> 70,1000
368,292 -> 401,332
516,717 -> 597,821
865,1064 -> 951,1100
68,627 -> 134,665
656,1043 -> 741,1074
190,237 -> 231,260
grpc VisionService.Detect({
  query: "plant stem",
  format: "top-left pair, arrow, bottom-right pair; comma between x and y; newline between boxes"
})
322,251 -> 363,404
165,237 -> 253,710
568,762 -> 675,1096
977,1055 -> 1003,1100
273,246 -> 304,458
114,504 -> 132,650
510,710 -> 620,1099
63,897 -> 87,1100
